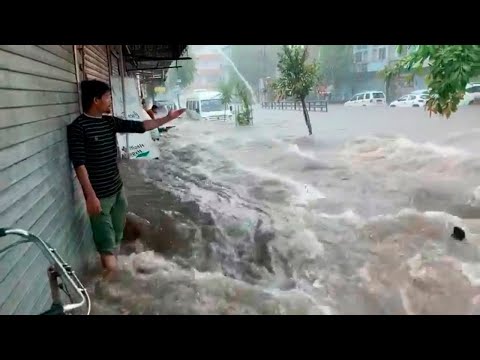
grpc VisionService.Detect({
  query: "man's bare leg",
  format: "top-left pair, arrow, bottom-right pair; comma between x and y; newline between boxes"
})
100,254 -> 118,281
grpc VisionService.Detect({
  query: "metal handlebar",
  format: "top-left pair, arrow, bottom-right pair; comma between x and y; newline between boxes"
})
0,227 -> 90,315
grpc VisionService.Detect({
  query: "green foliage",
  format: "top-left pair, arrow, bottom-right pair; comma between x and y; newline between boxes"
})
383,45 -> 480,118
272,45 -> 321,100
217,79 -> 235,118
235,81 -> 253,126
272,46 -> 319,135
317,45 -> 353,87
217,76 -> 253,125
218,80 -> 235,106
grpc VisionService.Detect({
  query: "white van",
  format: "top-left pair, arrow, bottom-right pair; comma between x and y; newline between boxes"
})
344,91 -> 387,107
185,90 -> 232,120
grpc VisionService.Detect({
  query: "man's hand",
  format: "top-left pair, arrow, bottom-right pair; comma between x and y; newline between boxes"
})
143,108 -> 186,131
86,195 -> 102,216
166,108 -> 186,121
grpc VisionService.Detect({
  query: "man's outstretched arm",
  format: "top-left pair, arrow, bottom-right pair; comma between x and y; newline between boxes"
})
114,109 -> 186,133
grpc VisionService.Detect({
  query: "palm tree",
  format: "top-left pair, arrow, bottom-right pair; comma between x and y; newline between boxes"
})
235,81 -> 253,126
218,80 -> 235,119
272,45 -> 320,135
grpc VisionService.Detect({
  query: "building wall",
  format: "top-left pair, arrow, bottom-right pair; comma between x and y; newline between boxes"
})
352,71 -> 386,94
190,45 -> 231,90
353,45 -> 389,69
352,45 -> 388,93
0,45 -> 95,315
351,45 -> 429,101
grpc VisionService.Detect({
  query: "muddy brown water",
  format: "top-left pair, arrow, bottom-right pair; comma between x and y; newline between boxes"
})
87,106 -> 480,315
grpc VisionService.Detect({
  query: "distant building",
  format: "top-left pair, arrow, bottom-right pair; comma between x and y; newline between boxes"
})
189,45 -> 232,91
352,45 -> 427,101
351,45 -> 390,95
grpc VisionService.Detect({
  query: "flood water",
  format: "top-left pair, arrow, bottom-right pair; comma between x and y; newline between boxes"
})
90,105 -> 480,315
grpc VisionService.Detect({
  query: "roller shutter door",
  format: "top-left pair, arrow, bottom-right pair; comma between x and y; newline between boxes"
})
83,45 -> 110,84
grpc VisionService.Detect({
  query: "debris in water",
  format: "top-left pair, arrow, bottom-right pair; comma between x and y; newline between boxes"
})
451,226 -> 466,241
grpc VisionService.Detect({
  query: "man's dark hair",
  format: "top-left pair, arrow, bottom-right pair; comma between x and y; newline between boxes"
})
81,80 -> 111,111
151,105 -> 158,110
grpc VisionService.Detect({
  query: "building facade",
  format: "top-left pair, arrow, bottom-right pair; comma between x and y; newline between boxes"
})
351,45 -> 391,96
352,45 -> 428,101
189,45 -> 232,91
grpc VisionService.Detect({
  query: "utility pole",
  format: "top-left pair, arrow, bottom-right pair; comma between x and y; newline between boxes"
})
263,45 -> 266,78
262,45 -> 267,102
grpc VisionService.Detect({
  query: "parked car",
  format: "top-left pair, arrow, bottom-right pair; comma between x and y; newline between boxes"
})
409,83 -> 480,107
410,89 -> 429,95
344,91 -> 387,106
389,94 -> 429,107
459,83 -> 480,106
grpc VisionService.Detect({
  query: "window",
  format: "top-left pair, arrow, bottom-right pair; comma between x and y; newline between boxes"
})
357,93 -> 365,100
372,49 -> 378,61
201,99 -> 223,112
354,52 -> 363,63
365,93 -> 371,99
379,47 -> 386,60
420,95 -> 429,100
466,86 -> 480,93
398,96 -> 407,102
407,95 -> 416,100
372,92 -> 385,99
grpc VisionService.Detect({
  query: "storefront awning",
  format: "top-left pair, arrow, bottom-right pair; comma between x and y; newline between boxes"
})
123,44 -> 190,73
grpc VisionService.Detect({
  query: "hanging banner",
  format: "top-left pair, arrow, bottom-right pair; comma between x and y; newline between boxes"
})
110,76 -> 161,159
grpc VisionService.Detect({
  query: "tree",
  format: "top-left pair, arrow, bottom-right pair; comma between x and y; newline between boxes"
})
317,45 -> 353,89
235,81 -> 253,126
384,45 -> 480,118
272,46 -> 320,135
217,76 -> 253,126
166,58 -> 197,89
218,79 -> 235,118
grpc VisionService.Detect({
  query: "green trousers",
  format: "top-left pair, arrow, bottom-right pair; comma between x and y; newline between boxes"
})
89,188 -> 128,255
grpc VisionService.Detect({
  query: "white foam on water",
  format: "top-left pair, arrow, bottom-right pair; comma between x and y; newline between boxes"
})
107,250 -> 331,315
237,165 -> 326,204
395,137 -> 467,157
399,286 -> 415,315
460,263 -> 480,287
343,136 -> 468,168
286,143 -> 317,160
406,253 -> 426,278
367,207 -> 461,225
319,209 -> 364,226
469,186 -> 480,207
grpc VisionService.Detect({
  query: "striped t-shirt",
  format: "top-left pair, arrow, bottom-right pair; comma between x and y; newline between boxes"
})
67,114 -> 145,199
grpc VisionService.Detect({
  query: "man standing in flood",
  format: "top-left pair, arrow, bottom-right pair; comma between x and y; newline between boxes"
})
67,80 -> 185,280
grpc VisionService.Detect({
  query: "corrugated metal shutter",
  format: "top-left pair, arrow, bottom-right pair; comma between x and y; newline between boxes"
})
83,45 -> 110,84
110,48 -> 120,77
111,56 -> 120,76
0,45 -> 95,315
